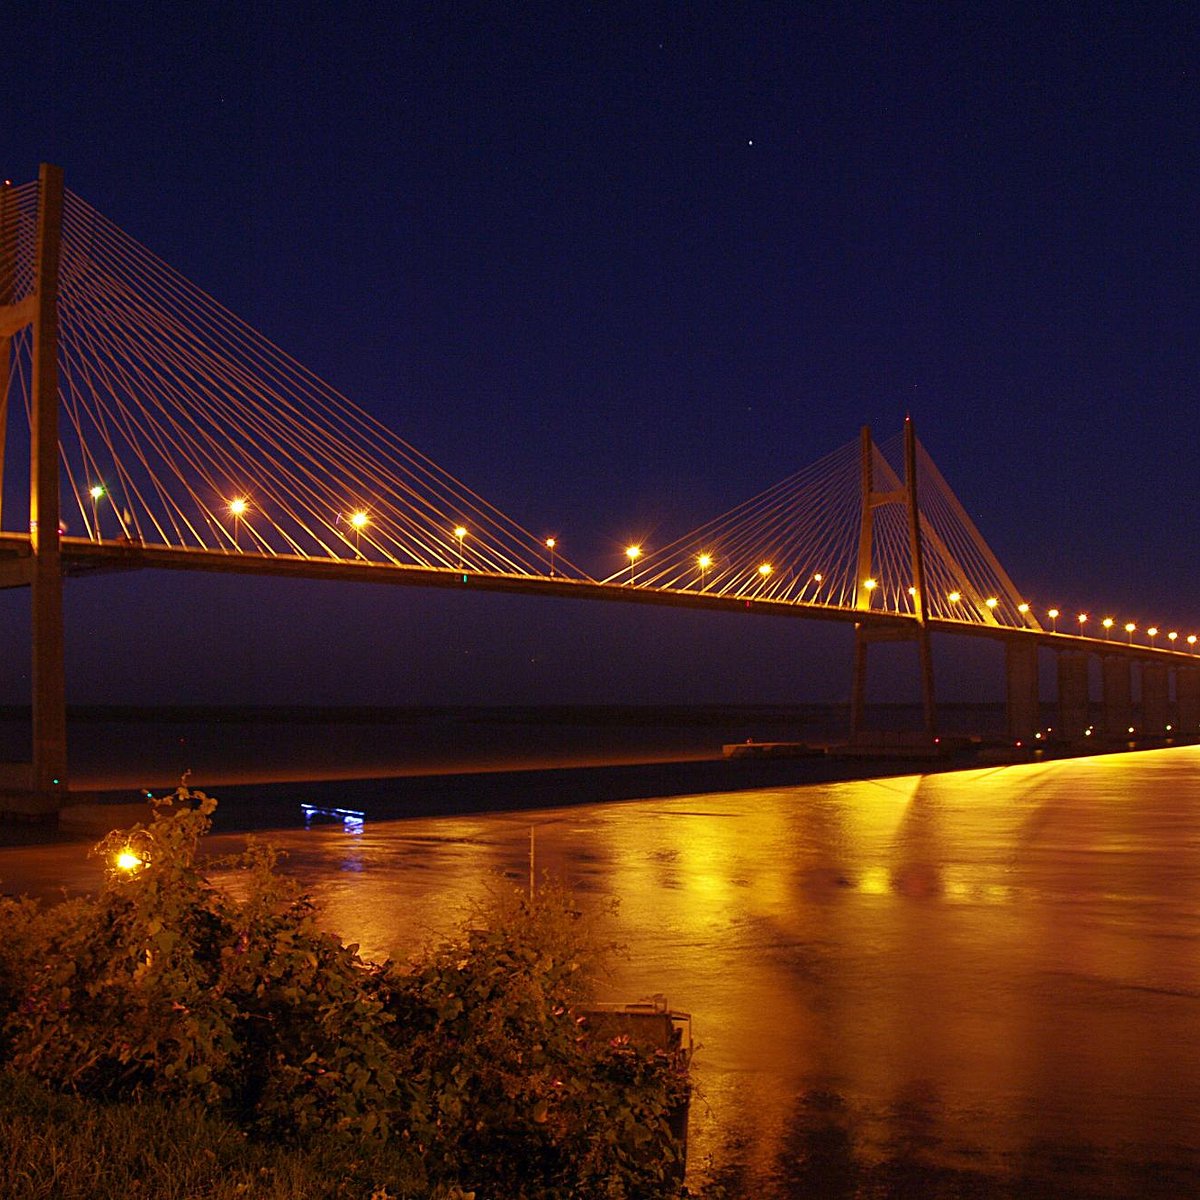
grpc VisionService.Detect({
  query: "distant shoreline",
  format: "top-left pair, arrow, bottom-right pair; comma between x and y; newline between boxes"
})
0,700 -> 1008,726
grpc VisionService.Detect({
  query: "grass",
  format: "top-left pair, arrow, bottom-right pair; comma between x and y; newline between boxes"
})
0,1070 -> 430,1200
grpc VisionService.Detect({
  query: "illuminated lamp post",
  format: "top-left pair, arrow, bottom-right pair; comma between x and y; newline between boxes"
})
626,544 -> 641,585
546,537 -> 556,576
1048,607 -> 1059,633
89,483 -> 105,541
1147,626 -> 1159,648
697,552 -> 712,589
1124,622 -> 1136,644
454,525 -> 467,568
350,510 -> 368,555
1102,617 -> 1114,640
229,497 -> 248,549
1077,613 -> 1088,637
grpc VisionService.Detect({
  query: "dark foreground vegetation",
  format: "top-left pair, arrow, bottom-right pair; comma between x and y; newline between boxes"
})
0,791 -> 705,1199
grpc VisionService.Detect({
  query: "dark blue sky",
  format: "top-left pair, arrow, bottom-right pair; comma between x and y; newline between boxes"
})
2,4 -> 1198,706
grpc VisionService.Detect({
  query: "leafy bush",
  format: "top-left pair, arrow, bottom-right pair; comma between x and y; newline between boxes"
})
1,791 -> 403,1141
0,789 -> 697,1198
393,884 -> 689,1198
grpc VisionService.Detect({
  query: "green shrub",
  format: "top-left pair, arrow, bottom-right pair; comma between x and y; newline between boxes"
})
0,790 -> 697,1198
1,790 -> 405,1141
392,884 -> 689,1198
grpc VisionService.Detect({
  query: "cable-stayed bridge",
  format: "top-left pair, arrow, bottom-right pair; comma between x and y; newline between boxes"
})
2,166 -> 1197,814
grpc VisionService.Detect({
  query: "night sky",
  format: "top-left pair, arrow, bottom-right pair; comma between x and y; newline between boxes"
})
3,4 -> 1198,707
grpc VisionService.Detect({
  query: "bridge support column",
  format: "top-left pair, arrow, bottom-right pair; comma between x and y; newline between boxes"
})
0,180 -> 14,525
1005,638 -> 1039,743
1100,656 -> 1133,740
1056,652 -> 1090,742
1176,667 -> 1200,736
1140,662 -> 1170,737
29,164 -> 68,807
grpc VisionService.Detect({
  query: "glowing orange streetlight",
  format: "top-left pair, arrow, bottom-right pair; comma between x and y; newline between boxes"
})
1168,631 -> 1179,648
1189,634 -> 1198,653
115,848 -> 143,872
545,536 -> 557,576
1102,617 -> 1114,639
1048,607 -> 1059,632
1077,613 -> 1088,636
348,509 -> 369,555
697,552 -> 712,588
985,597 -> 999,612
228,497 -> 248,548
948,591 -> 962,603
1147,626 -> 1159,647
454,525 -> 468,568
1124,621 -> 1136,644
626,544 -> 642,585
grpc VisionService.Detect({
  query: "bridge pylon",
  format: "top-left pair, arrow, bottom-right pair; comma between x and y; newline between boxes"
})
850,418 -> 937,743
0,164 -> 68,815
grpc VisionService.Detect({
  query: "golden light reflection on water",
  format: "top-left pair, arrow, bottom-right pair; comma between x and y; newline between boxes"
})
247,749 -> 1200,1194
9,747 -> 1200,1194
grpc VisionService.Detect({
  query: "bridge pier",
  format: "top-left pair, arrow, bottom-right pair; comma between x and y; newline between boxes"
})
1056,652 -> 1091,742
1140,661 -> 1170,737
1100,655 -> 1133,739
1005,637 -> 1039,743
0,165 -> 68,819
1176,667 -> 1200,736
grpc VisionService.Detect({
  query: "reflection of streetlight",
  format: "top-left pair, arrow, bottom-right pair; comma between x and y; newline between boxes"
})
546,537 -> 556,576
626,544 -> 642,585
454,525 -> 467,568
1124,622 -> 1136,644
1048,607 -> 1059,633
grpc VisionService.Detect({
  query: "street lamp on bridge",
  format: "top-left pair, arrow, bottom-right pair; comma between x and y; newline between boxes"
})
89,483 -> 105,541
626,544 -> 642,585
228,497 -> 248,549
1124,622 -> 1136,644
349,509 -> 369,555
1102,617 -> 1114,639
1048,607 -> 1059,632
454,525 -> 467,568
545,537 -> 556,576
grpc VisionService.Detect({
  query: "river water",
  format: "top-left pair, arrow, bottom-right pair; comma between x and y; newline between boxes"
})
2,738 -> 1199,1197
